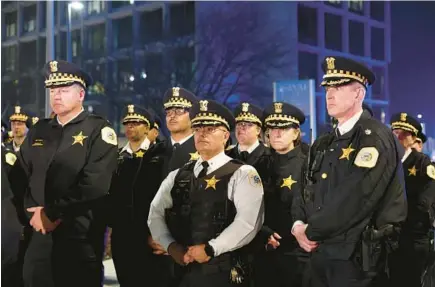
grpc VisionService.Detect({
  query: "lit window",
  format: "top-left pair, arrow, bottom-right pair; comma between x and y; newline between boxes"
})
349,0 -> 363,14
5,12 -> 17,37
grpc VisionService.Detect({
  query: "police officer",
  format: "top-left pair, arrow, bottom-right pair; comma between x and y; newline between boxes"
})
10,60 -> 118,287
292,56 -> 407,287
389,113 -> 435,287
2,121 -> 23,287
148,100 -> 264,287
411,130 -> 427,153
7,106 -> 31,152
226,102 -> 273,189
252,102 -> 308,287
226,103 -> 273,286
2,119 -> 32,287
152,87 -> 200,287
109,105 -> 167,287
162,87 -> 199,174
147,116 -> 161,145
2,120 -> 11,145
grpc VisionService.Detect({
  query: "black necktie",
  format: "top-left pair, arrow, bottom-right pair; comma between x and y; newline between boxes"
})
198,161 -> 209,178
335,128 -> 341,137
173,143 -> 180,152
239,151 -> 249,162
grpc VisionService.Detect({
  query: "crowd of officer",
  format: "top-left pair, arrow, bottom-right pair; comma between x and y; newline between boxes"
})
1,56 -> 434,287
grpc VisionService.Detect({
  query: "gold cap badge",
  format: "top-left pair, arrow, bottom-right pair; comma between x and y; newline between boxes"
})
128,104 -> 134,114
325,57 -> 335,70
49,61 -> 58,73
15,106 -> 21,114
172,87 -> 180,97
274,103 -> 283,114
400,113 -> 407,122
199,100 -> 208,112
242,103 -> 249,112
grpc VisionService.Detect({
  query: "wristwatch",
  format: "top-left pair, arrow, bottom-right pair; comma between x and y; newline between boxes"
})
204,243 -> 215,258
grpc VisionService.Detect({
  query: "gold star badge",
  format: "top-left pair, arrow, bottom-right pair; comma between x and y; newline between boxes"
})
135,150 -> 145,158
204,175 -> 220,190
408,165 -> 418,176
190,151 -> 200,161
72,131 -> 88,146
339,144 -> 355,160
281,175 -> 297,190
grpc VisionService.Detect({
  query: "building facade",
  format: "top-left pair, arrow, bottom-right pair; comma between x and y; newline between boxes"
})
1,0 -> 390,136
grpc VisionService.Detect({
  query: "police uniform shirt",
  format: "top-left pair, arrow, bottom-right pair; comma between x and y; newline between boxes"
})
120,137 -> 150,155
238,140 -> 260,154
336,110 -> 363,136
171,134 -> 193,146
402,148 -> 413,163
12,141 -> 21,153
148,151 -> 264,256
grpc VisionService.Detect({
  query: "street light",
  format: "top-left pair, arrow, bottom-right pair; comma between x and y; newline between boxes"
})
67,1 -> 84,62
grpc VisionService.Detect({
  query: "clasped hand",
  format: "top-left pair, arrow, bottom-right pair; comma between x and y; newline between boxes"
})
168,243 -> 211,266
27,206 -> 61,234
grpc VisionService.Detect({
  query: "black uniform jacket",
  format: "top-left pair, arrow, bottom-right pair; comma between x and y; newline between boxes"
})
402,149 -> 435,237
295,111 -> 407,260
2,145 -> 22,266
268,145 -> 306,252
162,135 -> 197,176
9,111 -> 118,239
108,141 -> 166,236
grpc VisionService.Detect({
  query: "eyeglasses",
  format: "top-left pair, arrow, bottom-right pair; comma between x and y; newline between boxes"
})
193,126 -> 227,134
165,108 -> 188,117
236,122 -> 255,129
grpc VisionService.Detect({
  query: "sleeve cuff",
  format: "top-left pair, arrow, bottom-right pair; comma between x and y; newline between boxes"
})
305,224 -> 314,241
208,240 -> 218,257
291,220 -> 305,235
160,234 -> 176,252
44,206 -> 62,222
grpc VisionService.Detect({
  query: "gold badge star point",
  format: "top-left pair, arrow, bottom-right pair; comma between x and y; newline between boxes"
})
339,144 -> 355,160
190,151 -> 200,161
281,175 -> 297,190
204,175 -> 220,190
72,131 -> 88,146
135,150 -> 145,158
408,165 -> 418,176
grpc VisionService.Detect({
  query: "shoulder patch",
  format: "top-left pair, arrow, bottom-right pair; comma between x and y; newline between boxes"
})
101,126 -> 117,146
354,147 -> 379,169
427,165 -> 435,180
5,152 -> 17,166
248,171 -> 262,188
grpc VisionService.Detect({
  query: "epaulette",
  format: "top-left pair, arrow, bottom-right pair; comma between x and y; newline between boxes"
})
87,113 -> 111,124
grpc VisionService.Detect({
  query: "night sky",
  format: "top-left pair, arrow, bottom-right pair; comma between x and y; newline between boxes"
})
389,1 -> 435,137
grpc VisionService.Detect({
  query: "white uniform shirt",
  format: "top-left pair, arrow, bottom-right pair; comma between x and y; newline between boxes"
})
120,137 -> 150,154
238,140 -> 260,154
148,151 -> 264,256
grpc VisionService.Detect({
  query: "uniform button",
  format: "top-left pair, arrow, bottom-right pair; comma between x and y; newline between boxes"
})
321,173 -> 327,179
330,149 -> 334,152
317,206 -> 321,210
